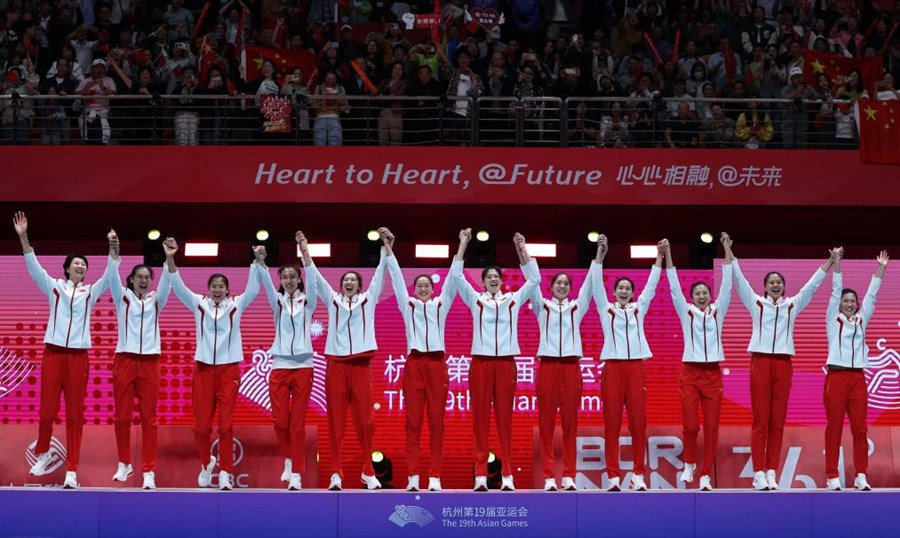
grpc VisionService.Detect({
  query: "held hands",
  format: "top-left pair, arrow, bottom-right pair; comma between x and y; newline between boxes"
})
107,229 -> 120,256
720,232 -> 733,250
295,231 -> 308,250
378,227 -> 395,248
253,245 -> 267,262
12,211 -> 27,236
597,234 -> 608,257
162,237 -> 178,257
513,233 -> 526,251
830,246 -> 844,261
459,228 -> 472,244
657,238 -> 670,254
877,250 -> 889,267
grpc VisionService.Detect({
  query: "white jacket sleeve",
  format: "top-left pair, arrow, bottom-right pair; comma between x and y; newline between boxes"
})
591,263 -> 610,309
791,267 -> 827,314
454,263 -> 480,307
860,275 -> 882,327
731,259 -> 758,311
106,255 -> 124,306
155,267 -> 172,310
826,271 -> 841,322
236,263 -> 262,312
386,254 -> 409,313
169,269 -> 202,310
304,262 -> 319,316
259,265 -> 280,311
575,262 -> 598,317
316,269 -> 337,306
666,267 -> 689,319
89,256 -> 114,308
513,259 -> 541,305
715,263 -> 733,317
439,259 -> 462,306
366,249 -> 389,303
636,264 -> 661,311
24,251 -> 55,296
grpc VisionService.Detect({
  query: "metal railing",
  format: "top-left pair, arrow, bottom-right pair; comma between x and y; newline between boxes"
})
0,94 -> 861,149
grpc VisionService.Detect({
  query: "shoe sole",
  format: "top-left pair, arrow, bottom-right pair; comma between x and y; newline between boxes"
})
473,486 -> 488,492
328,485 -> 342,491
544,487 -> 557,492
565,487 -> 577,491
607,486 -> 621,492
501,487 -> 515,492
428,488 -> 442,492
113,472 -> 134,482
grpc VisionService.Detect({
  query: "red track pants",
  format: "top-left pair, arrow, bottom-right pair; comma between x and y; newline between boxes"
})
113,353 -> 160,472
678,362 -> 723,477
269,367 -> 313,473
403,351 -> 448,478
192,362 -> 240,473
36,345 -> 89,472
325,353 -> 376,478
537,356 -> 582,479
601,359 -> 647,479
470,355 -> 517,477
750,353 -> 793,472
824,369 -> 868,479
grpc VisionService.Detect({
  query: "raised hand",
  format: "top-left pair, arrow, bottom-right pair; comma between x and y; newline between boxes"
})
378,227 -> 395,248
598,234 -> 608,254
877,250 -> 889,267
513,233 -> 526,248
720,232 -> 732,250
162,237 -> 178,257
830,246 -> 844,261
295,231 -> 307,247
12,211 -> 27,236
253,245 -> 267,261
459,228 -> 472,244
657,238 -> 670,253
108,229 -> 120,257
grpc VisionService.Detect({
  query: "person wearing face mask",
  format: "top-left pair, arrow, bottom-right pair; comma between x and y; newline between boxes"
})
732,242 -> 837,491
14,212 -> 114,490
591,238 -> 666,492
530,234 -> 606,492
664,233 -> 734,492
255,232 -> 319,491
315,232 -> 390,491
383,227 -> 466,492
823,249 -> 888,492
105,230 -> 172,490
165,238 -> 263,491
454,233 -> 541,492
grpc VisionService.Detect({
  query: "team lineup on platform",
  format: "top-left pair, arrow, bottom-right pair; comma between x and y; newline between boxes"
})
10,212 -> 889,494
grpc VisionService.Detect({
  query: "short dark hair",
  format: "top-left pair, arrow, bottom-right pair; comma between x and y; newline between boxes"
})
63,254 -> 88,280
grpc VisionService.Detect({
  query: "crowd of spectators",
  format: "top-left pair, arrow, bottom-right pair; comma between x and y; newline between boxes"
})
0,0 -> 897,146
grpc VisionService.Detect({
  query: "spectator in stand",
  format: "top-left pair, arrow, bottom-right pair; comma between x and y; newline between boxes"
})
677,40 -> 704,81
439,48 -> 482,144
66,25 -> 101,76
598,100 -> 629,148
835,67 -> 868,101
1,66 -> 39,144
76,58 -> 117,144
539,39 -> 561,85
742,7 -> 779,55
411,42 -> 440,81
612,10 -> 642,58
706,37 -> 742,93
164,0 -> 194,43
481,51 -> 514,144
164,41 -> 196,94
405,64 -> 441,144
338,24 -> 364,63
514,60 -> 546,144
685,60 -> 709,98
365,38 -> 384,76
173,65 -> 200,146
695,81 -> 716,121
47,44 -> 87,83
832,99 -> 857,148
699,103 -> 735,148
41,85 -> 67,145
282,67 -> 310,142
810,72 -> 836,148
381,24 -> 411,65
830,15 -> 864,57
875,73 -> 899,100
219,0 -> 250,46
665,101 -> 698,148
377,61 -> 407,145
312,70 -> 347,146
40,57 -> 78,143
735,97 -> 774,149
780,66 -> 812,149
785,40 -> 805,76
122,65 -> 162,144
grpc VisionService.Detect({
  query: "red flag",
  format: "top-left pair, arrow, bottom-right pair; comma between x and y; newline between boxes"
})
802,50 -> 883,96
240,44 -> 317,85
858,98 -> 900,165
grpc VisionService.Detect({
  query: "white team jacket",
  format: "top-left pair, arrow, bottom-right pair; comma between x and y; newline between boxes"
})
825,271 -> 880,369
169,264 -> 262,365
531,261 -> 600,358
106,256 -> 172,355
25,251 -> 112,349
667,265 -> 733,363
455,259 -> 540,357
593,264 -> 661,360
259,262 -> 320,367
387,255 -> 460,354
732,259 -> 826,356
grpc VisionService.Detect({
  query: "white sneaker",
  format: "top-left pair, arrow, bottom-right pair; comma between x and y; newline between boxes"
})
428,477 -> 442,491
142,472 -> 156,490
561,477 -> 577,491
29,452 -> 52,476
63,471 -> 78,489
281,458 -> 292,483
752,470 -> 768,491
826,478 -> 841,491
328,473 -> 342,491
631,474 -> 648,491
765,470 -> 779,491
698,475 -> 712,491
680,463 -> 696,483
543,478 -> 558,491
197,456 -> 216,488
607,477 -> 621,491
113,462 -> 133,482
218,471 -> 233,491
361,473 -> 382,490
854,473 -> 872,491
288,473 -> 302,491
473,475 -> 488,492
501,475 -> 515,491
406,475 -> 420,492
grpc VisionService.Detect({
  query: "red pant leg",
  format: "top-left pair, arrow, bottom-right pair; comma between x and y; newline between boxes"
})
623,361 -> 648,476
215,363 -> 240,474
697,365 -> 723,477
269,369 -> 293,460
559,359 -> 582,478
749,355 -> 773,472
536,358 -> 561,479
347,356 -> 375,476
192,362 -> 216,468
113,354 -> 137,466
678,365 -> 701,467
288,368 -> 313,474
62,351 -> 89,472
36,346 -> 64,456
766,357 -> 793,471
493,357 -> 517,477
424,355 -> 448,478
325,359 -> 349,478
602,360 -> 626,479
469,356 -> 492,477
847,372 -> 868,476
135,355 -> 160,473
403,357 -> 427,477
823,371 -> 848,479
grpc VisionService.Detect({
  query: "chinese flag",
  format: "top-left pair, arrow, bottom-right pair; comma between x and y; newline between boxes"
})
239,45 -> 317,85
858,98 -> 900,165
802,50 -> 883,96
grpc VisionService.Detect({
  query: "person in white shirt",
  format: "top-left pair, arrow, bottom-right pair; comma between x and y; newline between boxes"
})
14,212 -> 113,489
664,233 -> 734,492
256,232 -> 319,491
531,234 -> 605,492
454,233 -> 540,492
164,238 -> 262,491
105,230 -> 172,490
382,227 -> 465,493
315,234 -> 390,491
591,238 -> 666,492
732,243 -> 837,490
823,249 -> 888,492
